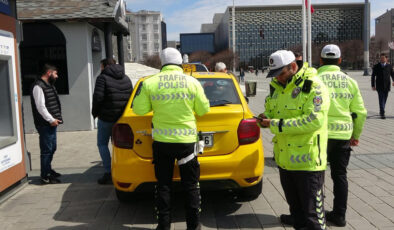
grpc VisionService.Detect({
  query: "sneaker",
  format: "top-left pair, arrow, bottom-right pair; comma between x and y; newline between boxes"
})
97,172 -> 112,185
326,211 -> 346,227
50,169 -> 61,178
41,175 -> 61,184
280,214 -> 294,226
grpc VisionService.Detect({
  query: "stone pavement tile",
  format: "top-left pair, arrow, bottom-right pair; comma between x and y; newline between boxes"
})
249,194 -> 271,212
232,202 -> 262,228
348,180 -> 383,206
327,225 -> 354,230
253,208 -> 281,227
373,202 -> 394,222
363,185 -> 392,197
200,218 -> 217,230
348,198 -> 393,228
109,223 -> 132,230
378,196 -> 394,209
56,200 -> 103,222
215,215 -> 238,229
346,218 -> 378,230
110,203 -> 135,226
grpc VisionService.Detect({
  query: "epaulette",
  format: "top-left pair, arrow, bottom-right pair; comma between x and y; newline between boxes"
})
302,79 -> 312,93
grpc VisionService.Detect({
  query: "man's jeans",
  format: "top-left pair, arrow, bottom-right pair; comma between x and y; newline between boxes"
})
37,126 -> 57,178
97,119 -> 115,173
377,90 -> 389,115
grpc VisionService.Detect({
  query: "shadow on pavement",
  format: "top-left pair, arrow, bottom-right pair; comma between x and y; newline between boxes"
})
29,158 -> 281,229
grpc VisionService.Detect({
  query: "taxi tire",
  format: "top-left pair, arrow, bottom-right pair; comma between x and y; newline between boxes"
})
238,180 -> 262,201
115,188 -> 134,202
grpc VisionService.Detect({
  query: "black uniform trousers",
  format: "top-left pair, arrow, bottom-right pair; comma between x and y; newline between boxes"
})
327,139 -> 351,217
152,141 -> 201,230
279,168 -> 326,230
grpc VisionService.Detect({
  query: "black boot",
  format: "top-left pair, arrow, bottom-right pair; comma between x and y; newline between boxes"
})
280,214 -> 294,226
326,211 -> 346,227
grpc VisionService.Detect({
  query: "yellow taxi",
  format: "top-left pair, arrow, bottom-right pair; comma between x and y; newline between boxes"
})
111,72 -> 264,201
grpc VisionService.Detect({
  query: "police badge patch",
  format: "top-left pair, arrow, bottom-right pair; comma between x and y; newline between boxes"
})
313,96 -> 323,106
292,87 -> 301,98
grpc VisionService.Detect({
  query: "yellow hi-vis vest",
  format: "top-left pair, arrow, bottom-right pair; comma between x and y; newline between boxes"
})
133,65 -> 210,143
317,65 -> 367,140
264,63 -> 330,171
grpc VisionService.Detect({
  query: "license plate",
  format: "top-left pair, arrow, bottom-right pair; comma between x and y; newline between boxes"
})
202,134 -> 213,147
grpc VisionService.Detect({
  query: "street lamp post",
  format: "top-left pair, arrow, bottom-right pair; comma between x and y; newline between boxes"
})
363,0 -> 370,76
232,0 -> 236,73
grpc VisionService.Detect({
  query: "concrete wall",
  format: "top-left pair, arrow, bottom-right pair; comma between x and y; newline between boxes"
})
215,9 -> 230,52
375,9 -> 393,55
22,22 -> 105,133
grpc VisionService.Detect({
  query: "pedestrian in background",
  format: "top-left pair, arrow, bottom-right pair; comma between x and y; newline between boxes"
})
255,68 -> 259,76
371,53 -> 394,119
133,47 -> 210,230
92,58 -> 133,184
215,62 -> 227,73
259,50 -> 329,230
30,64 -> 63,184
240,67 -> 245,82
318,44 -> 367,227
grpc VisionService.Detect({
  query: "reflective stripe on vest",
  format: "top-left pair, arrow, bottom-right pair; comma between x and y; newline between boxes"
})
328,123 -> 353,131
152,128 -> 197,137
151,93 -> 195,101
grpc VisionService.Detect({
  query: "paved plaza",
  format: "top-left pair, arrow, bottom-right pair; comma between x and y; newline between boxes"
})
1,71 -> 394,229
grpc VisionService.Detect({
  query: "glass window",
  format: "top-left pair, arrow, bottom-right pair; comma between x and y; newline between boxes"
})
0,59 -> 17,149
141,34 -> 147,40
154,24 -> 159,31
198,78 -> 240,106
142,24 -> 146,31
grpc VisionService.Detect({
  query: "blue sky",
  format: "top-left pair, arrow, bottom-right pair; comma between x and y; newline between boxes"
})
125,0 -> 393,41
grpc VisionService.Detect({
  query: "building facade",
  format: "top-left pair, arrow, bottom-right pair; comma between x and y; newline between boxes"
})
17,0 -> 129,133
206,3 -> 365,69
375,9 -> 394,63
126,10 -> 166,62
180,33 -> 215,55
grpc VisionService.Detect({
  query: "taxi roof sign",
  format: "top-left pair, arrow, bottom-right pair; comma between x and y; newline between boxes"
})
182,64 -> 196,72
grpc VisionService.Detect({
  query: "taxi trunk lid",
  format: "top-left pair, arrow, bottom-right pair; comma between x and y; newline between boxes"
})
124,104 -> 245,159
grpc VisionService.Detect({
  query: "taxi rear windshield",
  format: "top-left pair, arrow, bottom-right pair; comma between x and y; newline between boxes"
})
198,78 -> 240,106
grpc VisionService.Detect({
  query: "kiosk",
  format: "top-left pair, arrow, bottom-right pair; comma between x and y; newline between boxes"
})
0,0 -> 27,198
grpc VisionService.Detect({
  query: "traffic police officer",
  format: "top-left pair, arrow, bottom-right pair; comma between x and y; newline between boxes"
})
318,44 -> 367,227
258,50 -> 329,230
133,47 -> 210,230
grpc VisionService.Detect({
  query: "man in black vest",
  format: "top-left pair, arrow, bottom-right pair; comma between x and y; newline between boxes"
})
92,58 -> 133,184
371,54 -> 394,119
31,64 -> 63,184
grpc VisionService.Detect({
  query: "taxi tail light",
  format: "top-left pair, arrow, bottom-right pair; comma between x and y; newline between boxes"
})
245,176 -> 260,183
117,182 -> 132,188
113,124 -> 134,149
238,119 -> 260,145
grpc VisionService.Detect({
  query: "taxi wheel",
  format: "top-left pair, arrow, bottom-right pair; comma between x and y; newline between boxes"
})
238,180 -> 262,200
115,188 -> 134,202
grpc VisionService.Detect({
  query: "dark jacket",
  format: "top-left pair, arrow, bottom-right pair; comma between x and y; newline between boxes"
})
92,64 -> 133,122
30,79 -> 62,128
371,63 -> 394,92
